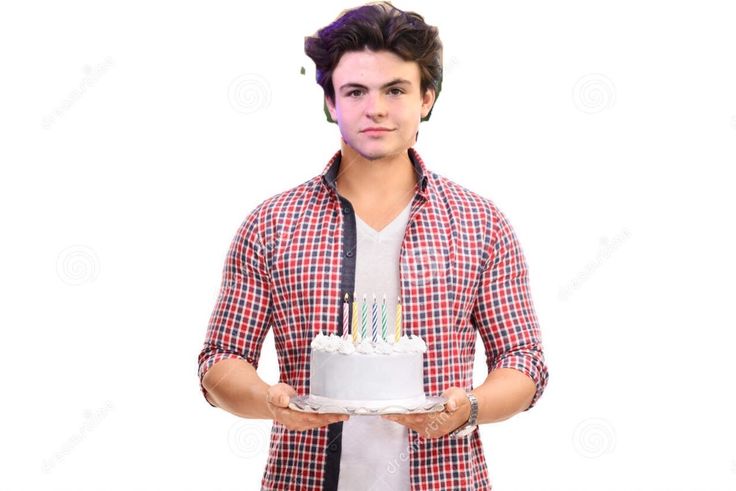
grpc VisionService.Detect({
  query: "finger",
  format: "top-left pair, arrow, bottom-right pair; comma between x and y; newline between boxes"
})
447,398 -> 458,412
267,384 -> 297,406
321,413 -> 349,423
440,387 -> 465,413
293,412 -> 347,428
384,414 -> 411,426
446,392 -> 465,413
446,392 -> 461,412
268,392 -> 290,408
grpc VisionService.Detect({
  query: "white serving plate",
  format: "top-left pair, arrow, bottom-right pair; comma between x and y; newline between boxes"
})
288,395 -> 447,415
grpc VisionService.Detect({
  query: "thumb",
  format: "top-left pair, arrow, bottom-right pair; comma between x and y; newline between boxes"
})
448,398 -> 458,412
441,388 -> 463,413
268,384 -> 295,407
268,391 -> 288,408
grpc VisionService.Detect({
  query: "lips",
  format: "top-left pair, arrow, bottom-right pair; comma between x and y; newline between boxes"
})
361,128 -> 393,134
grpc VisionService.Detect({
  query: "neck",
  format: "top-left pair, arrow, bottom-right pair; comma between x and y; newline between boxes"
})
335,140 -> 418,200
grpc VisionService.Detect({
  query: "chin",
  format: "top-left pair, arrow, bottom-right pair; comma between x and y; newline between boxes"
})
356,150 -> 386,161
356,144 -> 408,161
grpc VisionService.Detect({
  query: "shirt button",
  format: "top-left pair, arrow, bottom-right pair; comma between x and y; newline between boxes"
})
345,250 -> 354,258
342,206 -> 351,214
329,443 -> 338,452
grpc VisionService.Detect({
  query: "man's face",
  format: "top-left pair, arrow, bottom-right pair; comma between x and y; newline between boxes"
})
326,48 -> 435,161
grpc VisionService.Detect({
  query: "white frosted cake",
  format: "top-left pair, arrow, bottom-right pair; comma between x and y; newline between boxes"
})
308,333 -> 428,410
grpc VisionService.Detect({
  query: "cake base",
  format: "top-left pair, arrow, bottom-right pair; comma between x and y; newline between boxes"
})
288,395 -> 447,415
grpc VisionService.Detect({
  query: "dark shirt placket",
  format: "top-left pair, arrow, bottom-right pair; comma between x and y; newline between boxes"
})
321,153 -> 357,491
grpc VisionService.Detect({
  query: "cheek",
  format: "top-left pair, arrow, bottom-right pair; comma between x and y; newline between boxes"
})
396,104 -> 421,121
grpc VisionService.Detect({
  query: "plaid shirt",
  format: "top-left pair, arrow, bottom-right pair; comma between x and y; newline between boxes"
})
197,147 -> 549,490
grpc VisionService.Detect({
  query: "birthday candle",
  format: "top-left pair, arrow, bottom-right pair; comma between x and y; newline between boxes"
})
351,291 -> 359,344
371,294 -> 378,344
381,294 -> 387,342
361,294 -> 368,340
395,296 -> 402,343
342,293 -> 349,339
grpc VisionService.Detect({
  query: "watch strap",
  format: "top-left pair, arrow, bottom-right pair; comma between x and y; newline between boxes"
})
466,392 -> 478,426
450,392 -> 479,438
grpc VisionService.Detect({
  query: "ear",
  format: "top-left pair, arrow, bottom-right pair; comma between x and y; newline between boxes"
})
420,87 -> 436,119
325,94 -> 338,123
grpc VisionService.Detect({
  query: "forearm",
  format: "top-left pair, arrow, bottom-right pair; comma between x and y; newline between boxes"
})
471,368 -> 537,424
202,358 -> 272,419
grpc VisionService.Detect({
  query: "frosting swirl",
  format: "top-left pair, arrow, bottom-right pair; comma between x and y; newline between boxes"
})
311,333 -> 427,354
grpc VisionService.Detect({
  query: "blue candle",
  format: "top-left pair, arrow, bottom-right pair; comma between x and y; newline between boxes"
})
361,294 -> 368,339
371,294 -> 378,343
381,294 -> 387,342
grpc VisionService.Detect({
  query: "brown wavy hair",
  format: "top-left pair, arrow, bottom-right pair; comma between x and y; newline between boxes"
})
304,1 -> 443,122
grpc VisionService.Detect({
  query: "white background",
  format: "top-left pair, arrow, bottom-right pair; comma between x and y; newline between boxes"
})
1,1 -> 735,490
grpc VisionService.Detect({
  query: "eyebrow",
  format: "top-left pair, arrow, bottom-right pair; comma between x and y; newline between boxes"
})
338,78 -> 412,91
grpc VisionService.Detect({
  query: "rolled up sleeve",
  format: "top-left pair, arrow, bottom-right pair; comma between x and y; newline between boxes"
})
197,204 -> 272,407
471,207 -> 549,410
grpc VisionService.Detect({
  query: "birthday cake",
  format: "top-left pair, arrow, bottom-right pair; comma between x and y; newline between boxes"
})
309,333 -> 428,410
299,294 -> 436,412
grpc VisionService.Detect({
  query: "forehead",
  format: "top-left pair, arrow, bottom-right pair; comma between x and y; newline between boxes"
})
332,49 -> 420,87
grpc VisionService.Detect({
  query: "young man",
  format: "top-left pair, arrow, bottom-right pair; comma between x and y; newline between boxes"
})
198,2 -> 549,489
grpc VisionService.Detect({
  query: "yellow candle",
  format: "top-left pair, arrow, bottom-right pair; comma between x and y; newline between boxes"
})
394,296 -> 402,343
352,292 -> 359,344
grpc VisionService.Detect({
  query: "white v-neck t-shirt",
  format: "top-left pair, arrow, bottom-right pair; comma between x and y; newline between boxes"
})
337,199 -> 413,491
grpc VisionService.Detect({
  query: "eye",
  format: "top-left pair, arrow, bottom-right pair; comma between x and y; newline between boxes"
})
347,89 -> 363,97
389,88 -> 405,95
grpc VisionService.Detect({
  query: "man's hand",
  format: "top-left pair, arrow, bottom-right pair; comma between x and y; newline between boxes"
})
266,383 -> 349,432
381,387 -> 472,439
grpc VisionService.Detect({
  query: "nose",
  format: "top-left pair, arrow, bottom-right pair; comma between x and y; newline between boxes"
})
365,92 -> 387,119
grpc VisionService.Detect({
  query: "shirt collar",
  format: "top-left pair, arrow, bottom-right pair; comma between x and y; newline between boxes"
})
320,147 -> 430,198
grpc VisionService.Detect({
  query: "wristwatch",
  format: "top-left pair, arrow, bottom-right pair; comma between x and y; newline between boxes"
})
449,392 -> 478,438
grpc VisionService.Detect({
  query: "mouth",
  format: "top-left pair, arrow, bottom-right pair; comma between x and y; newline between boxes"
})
361,128 -> 394,135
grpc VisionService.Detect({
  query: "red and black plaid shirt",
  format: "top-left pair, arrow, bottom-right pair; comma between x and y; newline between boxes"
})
198,147 -> 549,490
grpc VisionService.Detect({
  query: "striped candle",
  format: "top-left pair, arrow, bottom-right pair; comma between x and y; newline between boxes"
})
371,294 -> 378,343
342,293 -> 349,339
381,294 -> 387,342
360,294 -> 368,340
395,296 -> 402,343
351,292 -> 359,344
